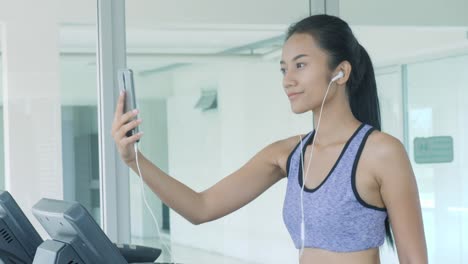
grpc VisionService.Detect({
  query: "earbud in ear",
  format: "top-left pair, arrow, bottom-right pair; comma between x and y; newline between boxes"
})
331,71 -> 344,82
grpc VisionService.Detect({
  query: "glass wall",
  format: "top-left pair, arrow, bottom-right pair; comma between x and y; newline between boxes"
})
372,54 -> 468,264
343,2 -> 468,263
375,66 -> 404,141
407,54 -> 468,263
59,1 -> 100,223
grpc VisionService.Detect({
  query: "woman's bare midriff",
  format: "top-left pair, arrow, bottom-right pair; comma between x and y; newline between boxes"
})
300,247 -> 381,264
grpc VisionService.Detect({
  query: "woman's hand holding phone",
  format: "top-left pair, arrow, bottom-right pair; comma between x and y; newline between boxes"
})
111,91 -> 143,165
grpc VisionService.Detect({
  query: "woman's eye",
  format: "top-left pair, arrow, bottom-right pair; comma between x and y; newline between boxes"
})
296,63 -> 305,68
280,68 -> 286,75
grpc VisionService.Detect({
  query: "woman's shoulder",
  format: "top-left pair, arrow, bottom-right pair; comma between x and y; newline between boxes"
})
270,133 -> 308,154
366,129 -> 406,157
265,133 -> 309,177
365,128 -> 410,178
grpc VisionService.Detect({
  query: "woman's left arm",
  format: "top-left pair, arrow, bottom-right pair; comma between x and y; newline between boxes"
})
372,134 -> 428,264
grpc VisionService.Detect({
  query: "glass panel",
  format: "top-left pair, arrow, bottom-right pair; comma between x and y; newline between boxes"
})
376,67 -> 404,141
0,26 -> 4,190
407,54 -> 468,263
59,1 -> 100,223
343,2 -> 468,263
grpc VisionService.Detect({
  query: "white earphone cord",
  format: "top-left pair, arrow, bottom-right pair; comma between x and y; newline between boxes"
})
134,143 -> 173,262
299,76 -> 337,259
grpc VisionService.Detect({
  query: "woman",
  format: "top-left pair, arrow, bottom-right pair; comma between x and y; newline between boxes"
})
112,14 -> 427,264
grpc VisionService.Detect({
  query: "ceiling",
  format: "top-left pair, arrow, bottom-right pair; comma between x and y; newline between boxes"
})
1,0 -> 468,73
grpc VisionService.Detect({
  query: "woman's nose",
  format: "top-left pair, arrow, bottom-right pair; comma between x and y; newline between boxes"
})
283,71 -> 297,89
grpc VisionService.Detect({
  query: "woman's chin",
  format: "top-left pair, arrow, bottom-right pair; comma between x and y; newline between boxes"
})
290,105 -> 309,114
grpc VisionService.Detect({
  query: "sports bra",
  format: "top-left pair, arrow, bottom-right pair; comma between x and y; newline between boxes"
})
282,123 -> 388,252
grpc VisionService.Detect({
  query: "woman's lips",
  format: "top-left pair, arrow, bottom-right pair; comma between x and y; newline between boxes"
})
288,92 -> 303,100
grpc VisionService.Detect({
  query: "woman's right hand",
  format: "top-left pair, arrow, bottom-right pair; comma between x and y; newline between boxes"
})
111,91 -> 144,165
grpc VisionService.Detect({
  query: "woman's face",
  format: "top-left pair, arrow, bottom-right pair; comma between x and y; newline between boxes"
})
280,33 -> 334,114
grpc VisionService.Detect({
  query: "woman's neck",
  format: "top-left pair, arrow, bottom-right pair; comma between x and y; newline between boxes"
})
311,99 -> 361,147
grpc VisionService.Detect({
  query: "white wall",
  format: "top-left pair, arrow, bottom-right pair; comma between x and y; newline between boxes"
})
0,0 -> 63,238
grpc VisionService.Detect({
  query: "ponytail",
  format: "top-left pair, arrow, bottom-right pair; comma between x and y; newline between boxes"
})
347,44 -> 382,131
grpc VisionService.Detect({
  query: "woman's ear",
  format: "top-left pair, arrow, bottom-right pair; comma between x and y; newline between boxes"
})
335,61 -> 352,85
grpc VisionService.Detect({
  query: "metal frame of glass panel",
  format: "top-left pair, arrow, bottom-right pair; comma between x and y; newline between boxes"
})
97,0 -> 130,243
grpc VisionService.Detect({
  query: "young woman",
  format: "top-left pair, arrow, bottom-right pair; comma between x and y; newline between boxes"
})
112,14 -> 427,264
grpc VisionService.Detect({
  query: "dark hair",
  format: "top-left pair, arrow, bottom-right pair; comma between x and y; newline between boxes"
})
286,14 -> 394,248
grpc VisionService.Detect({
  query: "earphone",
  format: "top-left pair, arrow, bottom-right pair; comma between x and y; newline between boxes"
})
331,70 -> 344,82
298,70 -> 343,260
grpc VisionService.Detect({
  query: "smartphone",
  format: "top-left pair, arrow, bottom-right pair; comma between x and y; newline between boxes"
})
117,69 -> 140,139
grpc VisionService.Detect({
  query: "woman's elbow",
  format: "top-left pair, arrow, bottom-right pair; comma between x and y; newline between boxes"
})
188,217 -> 205,225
